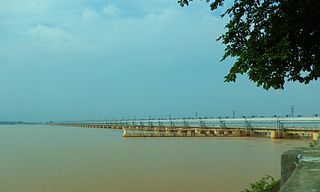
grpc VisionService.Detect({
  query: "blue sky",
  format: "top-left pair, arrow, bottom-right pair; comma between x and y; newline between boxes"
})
0,0 -> 319,121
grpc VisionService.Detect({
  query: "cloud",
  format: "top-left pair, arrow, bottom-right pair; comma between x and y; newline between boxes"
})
28,24 -> 70,42
81,4 -> 121,21
82,9 -> 99,20
1,0 -> 226,70
102,4 -> 120,17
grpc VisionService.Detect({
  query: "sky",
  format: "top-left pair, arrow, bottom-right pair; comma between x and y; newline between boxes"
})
0,0 -> 319,121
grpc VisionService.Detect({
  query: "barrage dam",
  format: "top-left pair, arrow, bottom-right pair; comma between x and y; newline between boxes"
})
51,116 -> 320,140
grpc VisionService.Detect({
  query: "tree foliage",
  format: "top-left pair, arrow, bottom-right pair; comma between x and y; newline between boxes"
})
179,0 -> 320,89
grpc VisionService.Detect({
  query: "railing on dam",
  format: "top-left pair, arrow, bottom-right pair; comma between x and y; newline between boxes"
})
51,117 -> 320,140
54,116 -> 320,130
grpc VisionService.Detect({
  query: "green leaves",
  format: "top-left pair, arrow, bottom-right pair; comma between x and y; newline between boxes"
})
180,0 -> 320,89
242,175 -> 278,192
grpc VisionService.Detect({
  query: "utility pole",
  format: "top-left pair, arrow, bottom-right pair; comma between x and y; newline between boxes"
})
291,105 -> 294,117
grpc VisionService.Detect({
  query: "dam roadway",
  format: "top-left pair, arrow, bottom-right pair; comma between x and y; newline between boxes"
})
51,117 -> 320,140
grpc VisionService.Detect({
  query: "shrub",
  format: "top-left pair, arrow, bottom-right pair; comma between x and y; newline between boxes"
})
242,175 -> 279,192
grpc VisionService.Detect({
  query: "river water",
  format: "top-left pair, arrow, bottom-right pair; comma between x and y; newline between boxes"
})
0,125 -> 308,192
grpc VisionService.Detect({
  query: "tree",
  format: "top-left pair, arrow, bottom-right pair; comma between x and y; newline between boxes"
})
179,0 -> 320,89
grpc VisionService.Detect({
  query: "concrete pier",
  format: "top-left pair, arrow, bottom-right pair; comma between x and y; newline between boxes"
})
313,132 -> 319,141
270,131 -> 284,139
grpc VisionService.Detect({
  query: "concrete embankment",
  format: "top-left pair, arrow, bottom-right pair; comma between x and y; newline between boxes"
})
280,142 -> 320,191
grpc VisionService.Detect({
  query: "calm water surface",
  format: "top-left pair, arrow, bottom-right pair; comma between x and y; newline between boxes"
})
0,125 -> 308,192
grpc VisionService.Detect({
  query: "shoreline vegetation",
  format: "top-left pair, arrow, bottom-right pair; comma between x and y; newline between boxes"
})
242,176 -> 280,192
243,136 -> 320,192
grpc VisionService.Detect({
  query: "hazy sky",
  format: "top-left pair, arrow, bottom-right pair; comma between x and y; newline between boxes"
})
0,0 -> 319,121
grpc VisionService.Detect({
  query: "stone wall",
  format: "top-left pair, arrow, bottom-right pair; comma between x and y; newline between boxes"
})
280,142 -> 320,192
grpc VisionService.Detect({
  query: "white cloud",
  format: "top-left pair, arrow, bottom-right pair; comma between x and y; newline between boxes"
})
102,4 -> 120,17
82,9 -> 99,20
28,24 -> 70,43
